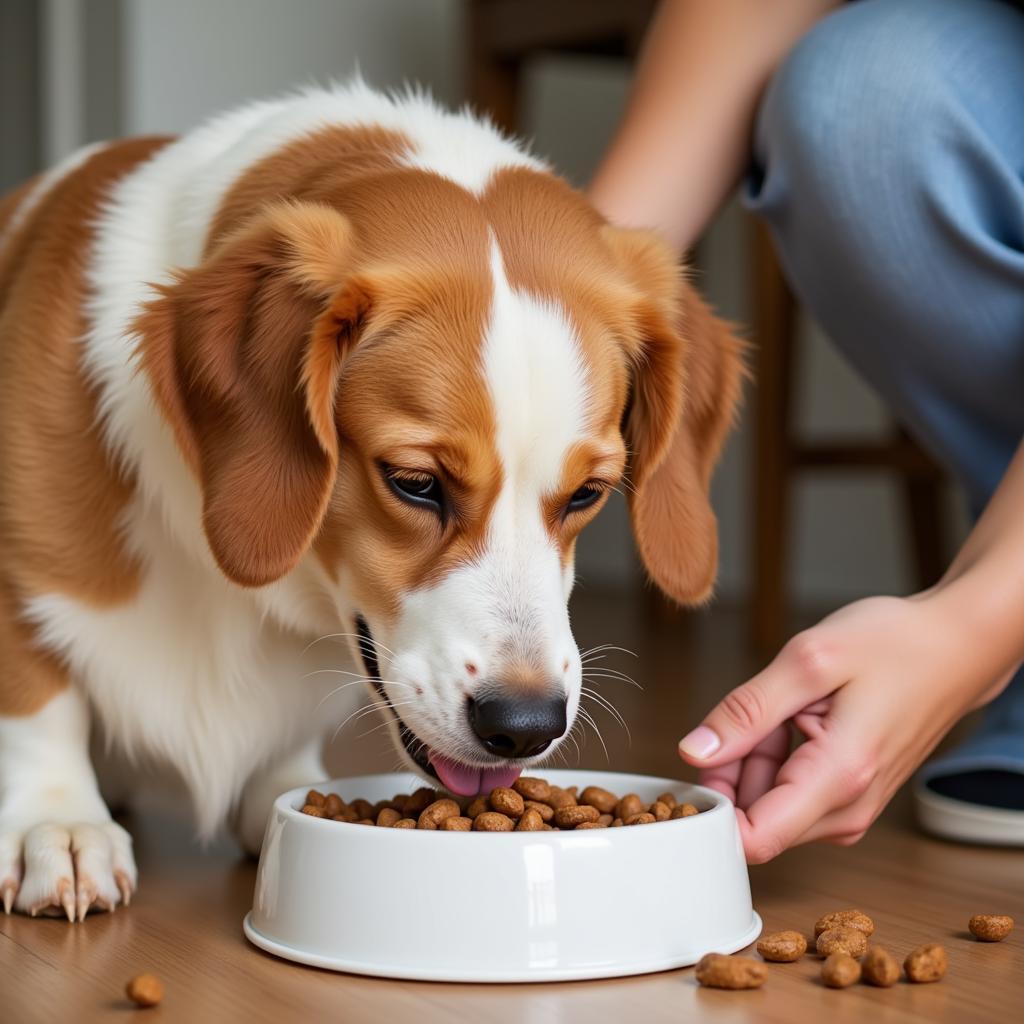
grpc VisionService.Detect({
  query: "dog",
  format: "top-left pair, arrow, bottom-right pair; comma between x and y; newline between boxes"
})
0,82 -> 742,920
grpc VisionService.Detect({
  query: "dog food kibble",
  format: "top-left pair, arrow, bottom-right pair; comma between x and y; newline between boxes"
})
546,786 -> 577,810
649,800 -> 671,821
351,798 -> 374,820
579,786 -> 618,814
737,907 -> 982,996
522,799 -> 553,823
616,793 -> 645,820
466,795 -> 489,818
813,908 -> 875,938
861,946 -> 901,987
298,777 -> 707,830
695,953 -> 768,990
418,798 -> 460,829
402,788 -> 437,817
490,787 -> 525,818
969,914 -> 1014,942
816,926 -> 868,959
516,807 -> 544,831
756,930 -> 808,962
821,952 -> 862,988
671,803 -> 700,819
512,776 -> 551,801
554,804 -> 601,828
440,815 -> 473,831
375,807 -> 400,827
625,812 -> 657,826
125,973 -> 164,1009
473,811 -> 514,831
904,943 -> 948,983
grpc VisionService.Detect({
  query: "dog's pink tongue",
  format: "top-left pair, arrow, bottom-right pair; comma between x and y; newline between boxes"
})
479,764 -> 523,790
430,754 -> 522,796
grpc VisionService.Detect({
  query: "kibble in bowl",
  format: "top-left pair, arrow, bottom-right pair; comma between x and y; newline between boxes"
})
245,769 -> 761,983
298,775 -> 710,833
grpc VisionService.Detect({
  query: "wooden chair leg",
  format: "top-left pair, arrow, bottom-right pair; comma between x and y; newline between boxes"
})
897,430 -> 948,590
751,221 -> 797,656
465,10 -> 521,132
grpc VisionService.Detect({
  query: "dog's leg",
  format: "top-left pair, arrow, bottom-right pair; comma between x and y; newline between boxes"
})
233,739 -> 326,856
0,688 -> 137,920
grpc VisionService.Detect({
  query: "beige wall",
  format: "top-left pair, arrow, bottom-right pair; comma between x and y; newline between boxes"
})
121,0 -> 463,134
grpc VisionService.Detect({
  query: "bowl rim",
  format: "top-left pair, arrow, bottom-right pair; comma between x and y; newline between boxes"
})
274,769 -> 732,840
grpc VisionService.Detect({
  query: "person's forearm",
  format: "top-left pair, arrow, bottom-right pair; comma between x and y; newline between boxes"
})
589,0 -> 838,253
931,439 -> 1024,679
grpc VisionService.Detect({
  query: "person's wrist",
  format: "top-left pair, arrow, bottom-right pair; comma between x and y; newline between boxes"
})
923,569 -> 1024,699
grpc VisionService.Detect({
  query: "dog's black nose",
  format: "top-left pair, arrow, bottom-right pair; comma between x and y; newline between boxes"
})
467,695 -> 567,759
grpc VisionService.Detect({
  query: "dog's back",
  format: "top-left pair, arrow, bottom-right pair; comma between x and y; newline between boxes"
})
0,139 -> 174,710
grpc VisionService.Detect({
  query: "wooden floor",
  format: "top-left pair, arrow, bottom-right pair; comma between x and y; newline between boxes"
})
2,591 -> 1020,1023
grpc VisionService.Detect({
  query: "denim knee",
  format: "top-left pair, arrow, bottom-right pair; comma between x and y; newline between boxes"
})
746,0 -> 1024,503
749,0 -> 1023,301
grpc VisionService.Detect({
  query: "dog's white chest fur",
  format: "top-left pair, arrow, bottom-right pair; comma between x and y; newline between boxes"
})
22,498 -> 350,836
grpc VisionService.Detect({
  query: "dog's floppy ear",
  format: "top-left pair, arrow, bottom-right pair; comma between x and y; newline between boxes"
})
602,225 -> 744,605
135,201 -> 368,586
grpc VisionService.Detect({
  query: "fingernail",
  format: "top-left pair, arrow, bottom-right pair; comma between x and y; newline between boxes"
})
678,725 -> 721,760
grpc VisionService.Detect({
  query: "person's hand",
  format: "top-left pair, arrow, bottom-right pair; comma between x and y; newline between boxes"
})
678,592 -> 1016,863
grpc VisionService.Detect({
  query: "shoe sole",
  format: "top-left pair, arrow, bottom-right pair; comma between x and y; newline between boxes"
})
914,781 -> 1024,846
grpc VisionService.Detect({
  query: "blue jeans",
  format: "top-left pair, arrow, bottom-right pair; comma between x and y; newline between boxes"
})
746,0 -> 1024,792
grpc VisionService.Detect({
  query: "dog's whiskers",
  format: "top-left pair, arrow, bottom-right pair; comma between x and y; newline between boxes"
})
354,705 -> 423,742
562,723 -> 582,765
314,675 -> 413,711
348,700 -> 419,741
581,687 -> 632,747
302,631 -> 399,663
579,643 -> 638,662
304,668 -> 414,682
581,668 -> 643,690
576,706 -> 611,763
329,696 -> 419,744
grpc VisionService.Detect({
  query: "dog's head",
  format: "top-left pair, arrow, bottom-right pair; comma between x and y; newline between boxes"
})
136,166 -> 742,794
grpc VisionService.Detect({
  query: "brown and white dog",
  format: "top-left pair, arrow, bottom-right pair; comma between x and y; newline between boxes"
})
0,83 -> 741,920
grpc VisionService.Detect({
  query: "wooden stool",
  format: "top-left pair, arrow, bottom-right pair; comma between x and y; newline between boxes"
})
751,220 -> 948,654
467,0 -> 655,129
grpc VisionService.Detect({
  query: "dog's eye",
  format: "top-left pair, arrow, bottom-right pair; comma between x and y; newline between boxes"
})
385,469 -> 445,514
566,483 -> 604,514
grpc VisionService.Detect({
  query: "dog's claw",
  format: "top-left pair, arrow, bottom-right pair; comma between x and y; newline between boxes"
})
60,879 -> 76,923
3,821 -> 137,921
75,881 -> 96,923
115,870 -> 133,908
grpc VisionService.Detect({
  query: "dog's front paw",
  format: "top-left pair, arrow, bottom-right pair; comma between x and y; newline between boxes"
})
0,819 -> 137,921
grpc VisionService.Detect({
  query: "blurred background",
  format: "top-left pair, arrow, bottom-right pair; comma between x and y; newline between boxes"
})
1,0 -> 969,779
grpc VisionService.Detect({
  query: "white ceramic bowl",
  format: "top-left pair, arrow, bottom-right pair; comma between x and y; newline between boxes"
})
244,769 -> 760,982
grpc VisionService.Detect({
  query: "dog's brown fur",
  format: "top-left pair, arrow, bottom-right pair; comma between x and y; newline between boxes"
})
0,138 -> 171,714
